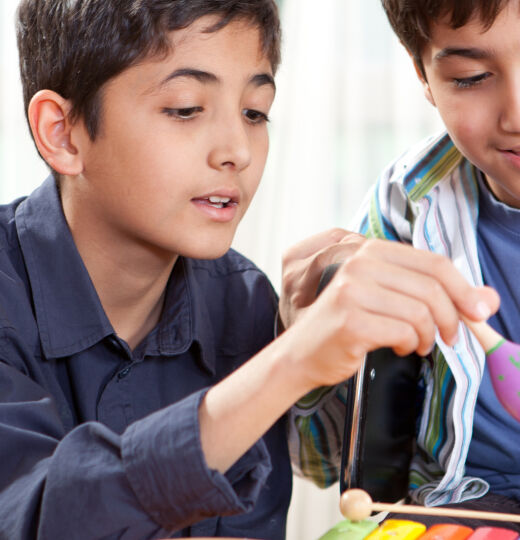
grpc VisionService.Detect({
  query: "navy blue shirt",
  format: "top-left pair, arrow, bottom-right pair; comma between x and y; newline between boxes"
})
466,174 -> 520,500
0,177 -> 291,539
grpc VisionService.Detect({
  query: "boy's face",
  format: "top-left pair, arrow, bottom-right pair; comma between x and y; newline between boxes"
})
418,2 -> 520,208
66,17 -> 275,260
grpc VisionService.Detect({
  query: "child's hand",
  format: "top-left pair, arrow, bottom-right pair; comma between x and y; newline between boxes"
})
279,228 -> 366,329
278,232 -> 500,390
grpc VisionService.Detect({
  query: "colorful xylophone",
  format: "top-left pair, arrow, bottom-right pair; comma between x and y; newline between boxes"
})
317,489 -> 520,540
318,519 -> 519,540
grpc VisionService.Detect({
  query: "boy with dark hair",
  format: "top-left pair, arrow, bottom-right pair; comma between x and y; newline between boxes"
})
6,3 -> 289,539
0,0 -> 499,538
297,0 -> 520,529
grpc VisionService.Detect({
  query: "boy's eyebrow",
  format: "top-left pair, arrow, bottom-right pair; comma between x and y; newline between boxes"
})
156,68 -> 276,91
160,68 -> 218,87
434,47 -> 490,61
250,73 -> 276,91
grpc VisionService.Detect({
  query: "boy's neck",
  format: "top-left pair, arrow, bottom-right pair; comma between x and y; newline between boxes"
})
95,265 -> 172,351
60,184 -> 177,351
77,236 -> 175,351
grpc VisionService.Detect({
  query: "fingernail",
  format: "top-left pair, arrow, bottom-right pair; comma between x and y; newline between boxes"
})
475,301 -> 491,320
424,343 -> 435,356
447,334 -> 458,347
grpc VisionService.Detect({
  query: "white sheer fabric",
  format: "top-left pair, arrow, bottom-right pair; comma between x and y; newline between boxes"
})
233,2 -> 442,539
233,0 -> 442,292
0,1 -> 443,538
0,2 -> 48,201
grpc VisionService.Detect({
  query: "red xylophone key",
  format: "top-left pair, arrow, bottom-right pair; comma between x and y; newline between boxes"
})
466,527 -> 519,540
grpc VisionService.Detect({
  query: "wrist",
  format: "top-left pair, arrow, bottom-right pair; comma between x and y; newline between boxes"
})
268,330 -> 321,399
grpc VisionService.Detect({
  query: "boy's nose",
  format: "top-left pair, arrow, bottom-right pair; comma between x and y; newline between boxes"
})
499,77 -> 520,133
207,116 -> 252,172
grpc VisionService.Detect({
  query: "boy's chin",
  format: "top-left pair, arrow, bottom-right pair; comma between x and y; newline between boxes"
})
181,242 -> 233,261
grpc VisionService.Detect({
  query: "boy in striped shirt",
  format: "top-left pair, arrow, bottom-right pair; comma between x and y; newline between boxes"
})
357,0 -> 520,527
290,0 -> 520,529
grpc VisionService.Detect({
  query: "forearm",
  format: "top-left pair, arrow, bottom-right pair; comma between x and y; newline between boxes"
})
200,329 -> 312,473
201,356 -> 347,486
1,361 -> 264,539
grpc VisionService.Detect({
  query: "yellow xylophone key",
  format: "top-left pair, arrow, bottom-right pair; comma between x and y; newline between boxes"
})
365,519 -> 427,540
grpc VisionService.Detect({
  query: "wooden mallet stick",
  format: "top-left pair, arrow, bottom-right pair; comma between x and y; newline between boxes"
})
340,489 -> 520,523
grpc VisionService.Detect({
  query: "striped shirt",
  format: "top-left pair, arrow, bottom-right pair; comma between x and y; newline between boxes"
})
289,130 -> 493,506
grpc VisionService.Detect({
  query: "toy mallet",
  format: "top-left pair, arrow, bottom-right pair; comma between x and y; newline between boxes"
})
339,488 -> 520,523
462,316 -> 520,422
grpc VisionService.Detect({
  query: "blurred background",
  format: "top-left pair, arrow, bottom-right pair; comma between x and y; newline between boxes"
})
237,3 -> 443,535
0,1 -> 442,539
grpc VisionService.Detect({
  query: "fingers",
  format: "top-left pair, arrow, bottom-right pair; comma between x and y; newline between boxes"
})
333,238 -> 500,351
283,293 -> 424,389
341,309 -> 427,359
281,235 -> 501,390
293,239 -> 364,305
465,285 -> 500,321
364,240 -> 497,322
282,228 -> 352,262
280,230 -> 366,328
282,232 -> 500,373
289,287 -> 435,389
347,257 -> 459,347
337,275 -> 438,356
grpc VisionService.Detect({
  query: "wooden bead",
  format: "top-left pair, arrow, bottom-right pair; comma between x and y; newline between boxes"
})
339,489 -> 373,521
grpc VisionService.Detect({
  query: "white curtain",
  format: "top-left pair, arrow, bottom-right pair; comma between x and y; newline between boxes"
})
0,2 -> 48,201
233,2 -> 442,539
233,0 -> 442,292
0,1 -> 443,539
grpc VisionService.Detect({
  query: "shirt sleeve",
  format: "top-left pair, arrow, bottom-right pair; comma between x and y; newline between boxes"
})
287,384 -> 348,487
0,360 -> 272,539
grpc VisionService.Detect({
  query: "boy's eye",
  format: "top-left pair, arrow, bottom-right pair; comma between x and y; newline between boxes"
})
162,106 -> 203,120
243,109 -> 270,124
453,72 -> 491,89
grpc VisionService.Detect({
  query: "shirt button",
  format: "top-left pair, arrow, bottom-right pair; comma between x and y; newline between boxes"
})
118,367 -> 131,379
109,336 -> 122,349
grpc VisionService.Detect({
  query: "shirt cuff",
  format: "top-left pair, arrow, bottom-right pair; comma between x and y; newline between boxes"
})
121,388 -> 272,531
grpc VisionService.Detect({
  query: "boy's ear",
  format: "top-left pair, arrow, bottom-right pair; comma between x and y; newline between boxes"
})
28,90 -> 84,175
411,57 -> 436,108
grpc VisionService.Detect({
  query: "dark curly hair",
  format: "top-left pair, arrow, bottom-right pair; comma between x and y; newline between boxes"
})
381,0 -> 507,77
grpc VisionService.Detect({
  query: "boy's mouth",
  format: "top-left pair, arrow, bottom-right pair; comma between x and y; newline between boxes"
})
192,195 -> 238,209
206,196 -> 233,209
191,193 -> 240,224
499,144 -> 520,156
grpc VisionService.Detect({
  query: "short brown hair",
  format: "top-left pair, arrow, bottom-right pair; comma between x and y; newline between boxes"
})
17,0 -> 281,141
381,0 -> 507,76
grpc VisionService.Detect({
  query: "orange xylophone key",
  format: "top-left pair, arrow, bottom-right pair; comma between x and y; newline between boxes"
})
418,524 -> 474,539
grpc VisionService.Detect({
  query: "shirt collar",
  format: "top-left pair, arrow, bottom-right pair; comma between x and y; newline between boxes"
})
15,177 -> 114,358
15,176 -> 216,373
402,132 -> 464,202
142,257 -> 217,375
